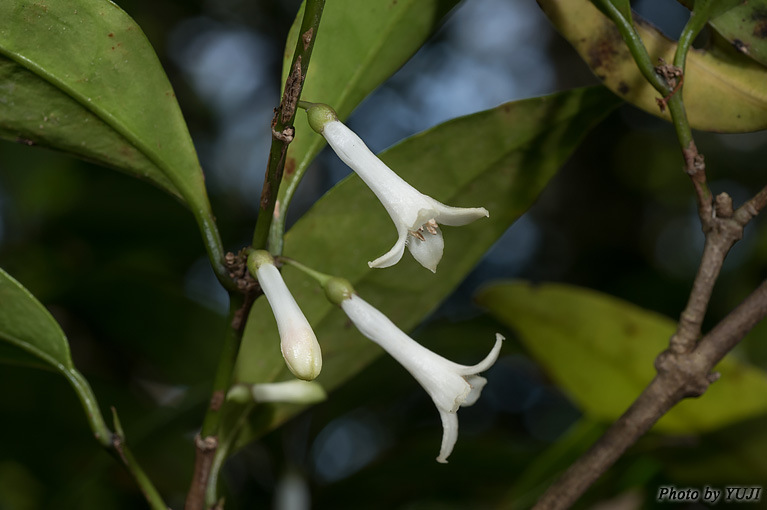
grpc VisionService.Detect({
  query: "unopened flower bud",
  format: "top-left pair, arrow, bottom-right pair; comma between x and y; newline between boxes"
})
249,251 -> 322,381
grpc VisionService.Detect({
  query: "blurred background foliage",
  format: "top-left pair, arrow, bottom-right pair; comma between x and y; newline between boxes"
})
0,0 -> 765,509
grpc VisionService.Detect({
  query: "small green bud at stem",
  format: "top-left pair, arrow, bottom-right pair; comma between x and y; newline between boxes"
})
247,249 -> 275,277
305,103 -> 338,134
323,277 -> 355,306
226,384 -> 252,404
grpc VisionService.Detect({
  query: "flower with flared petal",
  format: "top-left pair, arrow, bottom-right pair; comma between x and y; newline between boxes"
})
339,293 -> 503,462
249,252 -> 322,381
305,103 -> 488,273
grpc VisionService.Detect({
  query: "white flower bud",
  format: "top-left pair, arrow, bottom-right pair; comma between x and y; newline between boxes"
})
251,253 -> 322,381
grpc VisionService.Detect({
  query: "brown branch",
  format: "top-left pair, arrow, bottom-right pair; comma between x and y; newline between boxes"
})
251,0 -> 326,250
185,435 -> 219,510
537,4 -> 765,508
734,184 -> 767,225
533,173 -> 766,508
533,278 -> 767,510
682,141 -> 712,226
669,208 -> 743,353
669,181 -> 764,354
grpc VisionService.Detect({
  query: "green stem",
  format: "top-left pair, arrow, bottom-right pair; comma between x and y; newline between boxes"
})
63,368 -> 168,508
252,0 -> 327,251
200,291 -> 249,437
667,3 -> 710,151
297,100 -> 315,110
280,256 -> 332,285
194,208 -> 236,292
112,430 -> 169,510
117,442 -> 168,509
63,367 -> 112,447
205,404 -> 255,507
593,0 -> 669,94
597,0 -> 713,207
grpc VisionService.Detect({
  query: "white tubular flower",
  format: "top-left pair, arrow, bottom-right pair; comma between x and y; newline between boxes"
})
306,103 -> 489,273
339,293 -> 503,463
249,251 -> 322,381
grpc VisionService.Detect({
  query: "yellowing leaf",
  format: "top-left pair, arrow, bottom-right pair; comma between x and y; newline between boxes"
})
477,281 -> 767,433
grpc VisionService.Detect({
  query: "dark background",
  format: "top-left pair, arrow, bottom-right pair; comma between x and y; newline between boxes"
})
0,0 -> 764,508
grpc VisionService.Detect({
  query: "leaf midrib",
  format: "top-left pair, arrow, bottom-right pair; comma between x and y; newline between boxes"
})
0,45 -> 187,199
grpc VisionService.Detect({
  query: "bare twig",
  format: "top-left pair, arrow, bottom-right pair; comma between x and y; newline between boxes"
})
534,3 -> 767,508
735,184 -> 767,224
533,279 -> 767,510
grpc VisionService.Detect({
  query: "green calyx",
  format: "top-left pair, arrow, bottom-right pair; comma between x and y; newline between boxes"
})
247,250 -> 274,276
279,257 -> 354,305
323,277 -> 354,306
226,384 -> 252,404
304,102 -> 338,134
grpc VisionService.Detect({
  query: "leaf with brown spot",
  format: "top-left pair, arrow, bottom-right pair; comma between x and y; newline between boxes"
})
705,0 -> 767,67
541,0 -> 767,131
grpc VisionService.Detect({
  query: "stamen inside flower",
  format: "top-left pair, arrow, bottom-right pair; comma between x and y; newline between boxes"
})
409,229 -> 425,241
408,219 -> 440,242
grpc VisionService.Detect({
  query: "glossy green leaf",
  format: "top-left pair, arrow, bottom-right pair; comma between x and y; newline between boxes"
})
0,1 -> 226,276
0,55 -> 179,197
273,0 -> 461,240
234,86 -> 621,440
0,267 -> 110,444
477,281 -> 767,434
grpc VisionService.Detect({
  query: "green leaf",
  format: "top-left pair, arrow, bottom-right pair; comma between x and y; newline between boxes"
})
0,1 -> 226,277
274,0 -> 461,239
0,341 -> 53,371
542,0 -> 767,132
0,55 -> 179,198
0,267 -> 73,370
706,0 -> 767,67
234,86 -> 621,441
476,281 -> 767,434
0,267 -> 110,444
